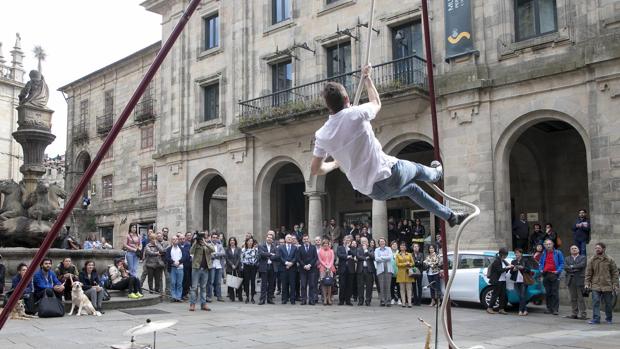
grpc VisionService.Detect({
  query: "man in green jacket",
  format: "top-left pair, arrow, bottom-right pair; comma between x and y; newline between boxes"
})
585,242 -> 619,324
189,231 -> 215,311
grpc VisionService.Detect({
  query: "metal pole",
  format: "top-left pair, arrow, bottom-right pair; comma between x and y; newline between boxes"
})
0,0 -> 203,330
421,0 -> 453,338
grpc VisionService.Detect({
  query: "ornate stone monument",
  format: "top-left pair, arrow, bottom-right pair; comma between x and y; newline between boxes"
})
13,70 -> 55,195
0,69 -> 58,247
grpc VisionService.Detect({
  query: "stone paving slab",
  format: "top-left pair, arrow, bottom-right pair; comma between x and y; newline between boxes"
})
0,300 -> 618,349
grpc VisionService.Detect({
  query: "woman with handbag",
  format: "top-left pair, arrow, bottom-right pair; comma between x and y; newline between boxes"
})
241,237 -> 258,303
144,233 -> 165,294
79,260 -> 105,313
411,243 -> 425,306
510,248 -> 532,316
225,237 -> 243,302
123,224 -> 142,277
396,242 -> 415,308
318,239 -> 336,305
424,245 -> 442,307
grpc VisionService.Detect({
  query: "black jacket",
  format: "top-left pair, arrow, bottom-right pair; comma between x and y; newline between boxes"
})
565,254 -> 587,287
509,257 -> 531,282
298,244 -> 318,271
277,244 -> 298,272
78,270 -> 101,291
488,256 -> 510,284
413,252 -> 425,271
512,220 -> 529,240
355,247 -> 375,273
257,243 -> 279,273
225,247 -> 242,274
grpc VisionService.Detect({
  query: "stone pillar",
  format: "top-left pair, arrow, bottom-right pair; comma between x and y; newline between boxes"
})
13,104 -> 55,195
372,199 -> 387,239
305,191 -> 325,239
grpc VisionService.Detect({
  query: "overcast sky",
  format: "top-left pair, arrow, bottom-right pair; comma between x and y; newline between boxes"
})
1,0 -> 161,157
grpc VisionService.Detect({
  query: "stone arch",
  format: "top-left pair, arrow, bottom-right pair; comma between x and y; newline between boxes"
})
255,156 -> 307,239
494,109 -> 591,248
383,132 -> 435,157
188,168 -> 227,232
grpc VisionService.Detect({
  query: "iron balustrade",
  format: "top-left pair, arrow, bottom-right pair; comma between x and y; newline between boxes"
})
239,55 -> 427,126
72,120 -> 88,141
96,113 -> 113,135
134,98 -> 157,123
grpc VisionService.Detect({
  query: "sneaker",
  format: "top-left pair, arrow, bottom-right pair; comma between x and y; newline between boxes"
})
448,212 -> 470,227
486,308 -> 496,314
498,309 -> 508,315
430,160 -> 443,182
606,320 -> 613,325
128,293 -> 139,299
397,299 -> 402,305
136,293 -> 144,298
588,320 -> 600,325
390,299 -> 395,305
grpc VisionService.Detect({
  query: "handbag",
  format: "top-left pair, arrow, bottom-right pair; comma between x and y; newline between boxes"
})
408,267 -> 421,277
226,274 -> 243,289
321,276 -> 335,286
37,291 -> 65,318
522,271 -> 535,286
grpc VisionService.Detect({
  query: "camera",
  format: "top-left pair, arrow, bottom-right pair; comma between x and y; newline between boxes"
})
195,231 -> 205,241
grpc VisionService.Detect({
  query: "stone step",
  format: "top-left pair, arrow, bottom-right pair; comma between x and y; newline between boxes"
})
63,291 -> 162,311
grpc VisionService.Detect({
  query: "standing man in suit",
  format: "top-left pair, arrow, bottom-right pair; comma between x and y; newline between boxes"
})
298,235 -> 318,305
258,231 -> 278,305
565,245 -> 587,319
336,235 -> 354,305
278,234 -> 299,304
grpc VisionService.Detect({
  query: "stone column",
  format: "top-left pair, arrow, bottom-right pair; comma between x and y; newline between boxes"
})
372,199 -> 387,238
305,191 -> 325,239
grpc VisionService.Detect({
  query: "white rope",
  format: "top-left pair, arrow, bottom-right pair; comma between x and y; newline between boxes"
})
352,0 -> 376,106
428,184 -> 484,349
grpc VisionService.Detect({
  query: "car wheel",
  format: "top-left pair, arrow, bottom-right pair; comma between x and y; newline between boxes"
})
480,287 -> 499,309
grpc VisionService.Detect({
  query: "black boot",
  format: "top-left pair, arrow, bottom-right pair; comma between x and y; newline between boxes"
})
448,212 -> 470,227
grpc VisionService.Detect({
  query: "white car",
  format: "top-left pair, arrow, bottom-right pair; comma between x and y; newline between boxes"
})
420,250 -> 545,308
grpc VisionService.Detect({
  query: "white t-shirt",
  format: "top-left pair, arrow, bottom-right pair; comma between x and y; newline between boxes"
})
313,104 -> 398,195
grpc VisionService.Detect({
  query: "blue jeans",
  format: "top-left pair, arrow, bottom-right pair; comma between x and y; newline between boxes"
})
208,268 -> 222,299
515,282 -> 528,312
369,160 -> 452,220
170,268 -> 184,301
126,252 -> 139,277
190,268 -> 209,305
592,290 -> 614,322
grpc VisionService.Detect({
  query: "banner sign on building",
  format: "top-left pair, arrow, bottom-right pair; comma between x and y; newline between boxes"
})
445,0 -> 474,59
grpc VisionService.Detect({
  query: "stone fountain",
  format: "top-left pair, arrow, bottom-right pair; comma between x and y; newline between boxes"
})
0,68 -> 122,275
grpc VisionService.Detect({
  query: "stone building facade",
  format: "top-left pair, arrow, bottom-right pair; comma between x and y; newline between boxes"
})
64,0 -> 620,259
0,35 -> 25,182
60,43 -> 162,247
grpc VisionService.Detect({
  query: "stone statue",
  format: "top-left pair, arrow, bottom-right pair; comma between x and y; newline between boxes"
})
15,33 -> 21,48
0,180 -> 63,247
18,70 -> 49,108
0,179 -> 25,220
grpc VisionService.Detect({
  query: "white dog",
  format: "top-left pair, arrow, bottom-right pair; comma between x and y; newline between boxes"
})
69,281 -> 101,316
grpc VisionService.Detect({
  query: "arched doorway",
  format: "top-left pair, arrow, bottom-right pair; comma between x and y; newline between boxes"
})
203,175 -> 227,232
508,120 -> 588,252
387,140 -> 437,241
324,168 -> 370,233
270,163 -> 305,232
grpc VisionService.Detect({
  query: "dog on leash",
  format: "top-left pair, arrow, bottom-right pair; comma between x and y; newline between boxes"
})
0,299 -> 36,320
69,281 -> 101,316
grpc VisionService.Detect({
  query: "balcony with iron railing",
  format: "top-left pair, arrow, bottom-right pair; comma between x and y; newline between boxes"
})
96,112 -> 113,135
134,98 -> 157,124
72,120 -> 88,142
238,55 -> 428,130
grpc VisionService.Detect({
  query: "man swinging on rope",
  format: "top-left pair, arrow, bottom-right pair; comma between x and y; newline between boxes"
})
310,65 -> 468,227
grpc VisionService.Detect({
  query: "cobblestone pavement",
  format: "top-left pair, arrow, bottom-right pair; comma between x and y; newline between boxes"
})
0,298 -> 618,349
